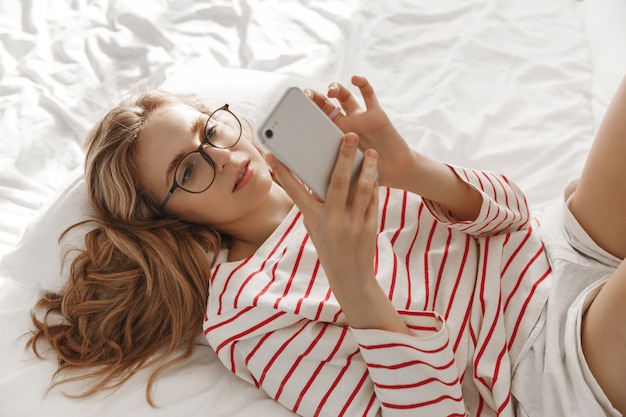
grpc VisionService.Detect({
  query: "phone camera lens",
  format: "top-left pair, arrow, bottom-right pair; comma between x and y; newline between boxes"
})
264,129 -> 273,139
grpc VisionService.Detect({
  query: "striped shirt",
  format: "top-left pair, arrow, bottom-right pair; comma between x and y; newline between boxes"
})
204,167 -> 551,417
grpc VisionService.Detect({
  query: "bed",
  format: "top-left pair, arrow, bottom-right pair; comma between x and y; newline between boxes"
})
1,0 -> 625,416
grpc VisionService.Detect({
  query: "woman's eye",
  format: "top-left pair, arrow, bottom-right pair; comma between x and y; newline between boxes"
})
181,164 -> 193,184
206,125 -> 217,140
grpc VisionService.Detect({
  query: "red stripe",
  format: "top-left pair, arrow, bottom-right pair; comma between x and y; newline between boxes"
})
254,246 -> 286,306
229,342 -> 238,374
337,370 -> 370,417
502,232 -> 511,247
474,295 -> 503,390
217,256 -> 253,314
478,171 -> 523,235
401,310 -> 444,318
375,188 -> 391,274
317,286 -> 333,321
508,266 -> 551,349
476,395 -> 485,416
205,305 -> 254,334
359,339 -> 448,355
274,235 -> 309,309
295,258 -> 321,315
501,227 -> 532,277
503,245 -> 544,313
493,174 -> 508,210
459,167 -> 471,182
313,349 -> 361,417
517,193 -> 531,231
375,374 -> 459,390
381,393 -> 463,410
497,390 -> 512,414
387,192 -> 407,300
471,169 -> 485,191
444,235 -> 471,320
363,392 -> 377,416
257,320 -> 310,387
210,262 -> 222,284
502,175 -> 522,221
431,227 -> 452,311
479,237 -> 491,314
494,174 -> 523,227
245,331 -> 272,373
453,285 -> 474,354
293,326 -> 348,412
274,321 -> 327,400
213,310 -> 288,354
331,304 -> 344,322
404,202 -> 425,309
490,341 -> 508,387
422,219 -> 438,310
232,212 -> 302,308
482,171 -> 499,204
367,356 -> 456,371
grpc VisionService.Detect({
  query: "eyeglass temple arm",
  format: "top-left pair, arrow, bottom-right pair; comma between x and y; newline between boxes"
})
160,184 -> 178,210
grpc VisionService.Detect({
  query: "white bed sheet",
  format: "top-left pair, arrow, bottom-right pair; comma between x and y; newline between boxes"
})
0,0 -> 622,416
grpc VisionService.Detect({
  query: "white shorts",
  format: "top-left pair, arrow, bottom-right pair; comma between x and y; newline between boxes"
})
511,199 -> 622,417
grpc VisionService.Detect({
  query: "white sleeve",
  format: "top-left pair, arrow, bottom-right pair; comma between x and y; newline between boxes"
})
207,307 -> 468,416
424,166 -> 531,237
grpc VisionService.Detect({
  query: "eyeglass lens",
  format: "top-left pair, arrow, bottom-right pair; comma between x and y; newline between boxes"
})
174,109 -> 241,193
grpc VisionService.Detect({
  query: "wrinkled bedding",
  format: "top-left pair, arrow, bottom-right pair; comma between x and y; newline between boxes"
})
1,0 -> 624,415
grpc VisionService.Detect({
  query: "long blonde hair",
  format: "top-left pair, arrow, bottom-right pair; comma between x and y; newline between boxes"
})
28,91 -> 226,406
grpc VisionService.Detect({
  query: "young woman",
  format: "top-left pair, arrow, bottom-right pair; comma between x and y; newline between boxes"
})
29,75 -> 626,416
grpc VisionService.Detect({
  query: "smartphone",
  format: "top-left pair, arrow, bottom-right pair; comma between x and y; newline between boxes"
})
258,87 -> 363,200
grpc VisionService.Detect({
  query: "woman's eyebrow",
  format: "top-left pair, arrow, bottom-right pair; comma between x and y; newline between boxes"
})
163,114 -> 206,186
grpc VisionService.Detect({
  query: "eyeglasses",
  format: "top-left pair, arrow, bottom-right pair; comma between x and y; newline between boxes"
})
160,104 -> 242,209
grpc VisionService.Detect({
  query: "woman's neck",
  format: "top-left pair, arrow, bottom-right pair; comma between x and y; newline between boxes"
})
227,185 -> 293,261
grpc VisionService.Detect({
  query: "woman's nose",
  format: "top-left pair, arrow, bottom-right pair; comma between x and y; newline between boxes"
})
201,143 -> 230,171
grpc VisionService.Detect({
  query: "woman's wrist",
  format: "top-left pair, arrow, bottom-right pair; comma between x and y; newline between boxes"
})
332,275 -> 412,335
399,154 -> 482,221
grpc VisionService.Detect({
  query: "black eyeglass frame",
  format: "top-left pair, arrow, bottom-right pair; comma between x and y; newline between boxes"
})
159,104 -> 242,209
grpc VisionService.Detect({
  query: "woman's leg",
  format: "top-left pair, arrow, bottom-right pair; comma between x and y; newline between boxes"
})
570,75 -> 626,259
568,75 -> 626,414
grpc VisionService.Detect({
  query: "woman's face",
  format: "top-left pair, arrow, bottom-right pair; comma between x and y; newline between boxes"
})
136,103 -> 275,228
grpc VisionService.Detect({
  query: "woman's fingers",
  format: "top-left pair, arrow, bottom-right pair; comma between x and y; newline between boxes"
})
267,132 -> 378,229
327,82 -> 361,114
304,88 -> 340,118
325,133 -> 360,206
305,75 -> 380,118
351,75 -> 381,110
352,148 -> 379,220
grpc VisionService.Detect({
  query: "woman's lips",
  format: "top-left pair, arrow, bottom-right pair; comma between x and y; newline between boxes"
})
233,161 -> 252,191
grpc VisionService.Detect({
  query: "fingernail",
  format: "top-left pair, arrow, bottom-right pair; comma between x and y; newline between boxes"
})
365,149 -> 377,159
328,82 -> 338,91
344,133 -> 358,145
303,88 -> 312,97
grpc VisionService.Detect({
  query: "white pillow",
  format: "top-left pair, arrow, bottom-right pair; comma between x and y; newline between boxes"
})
0,172 -> 92,293
0,64 -> 325,293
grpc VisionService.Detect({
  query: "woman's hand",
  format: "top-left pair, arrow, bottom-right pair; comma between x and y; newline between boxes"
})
266,133 -> 411,334
305,75 -> 416,190
307,75 -> 483,222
